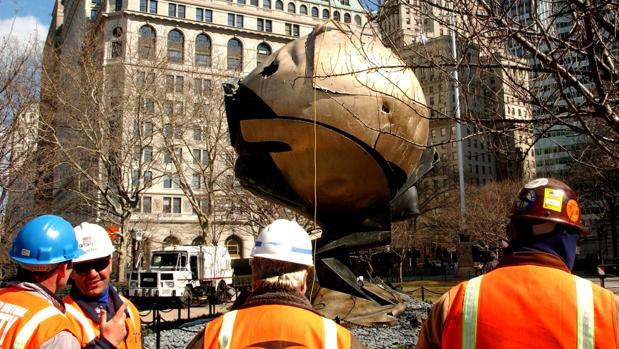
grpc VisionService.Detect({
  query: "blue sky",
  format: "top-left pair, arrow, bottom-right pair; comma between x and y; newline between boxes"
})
0,0 -> 55,43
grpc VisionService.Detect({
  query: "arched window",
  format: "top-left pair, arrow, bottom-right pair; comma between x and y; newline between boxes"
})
322,9 -> 329,19
275,0 -> 283,10
263,0 -> 271,8
333,11 -> 340,21
344,13 -> 351,23
300,4 -> 307,14
311,6 -> 318,17
354,14 -> 362,25
163,235 -> 180,247
287,2 -> 295,13
227,38 -> 243,70
191,236 -> 206,245
195,33 -> 212,67
111,26 -> 123,58
138,25 -> 156,60
167,29 -> 184,63
256,42 -> 271,66
225,235 -> 243,258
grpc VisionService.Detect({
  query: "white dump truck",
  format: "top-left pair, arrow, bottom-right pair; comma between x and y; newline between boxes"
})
127,245 -> 233,302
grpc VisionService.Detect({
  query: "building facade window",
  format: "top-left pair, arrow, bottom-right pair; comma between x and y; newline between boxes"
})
322,9 -> 329,18
196,8 -> 213,23
149,0 -> 157,13
287,2 -> 295,13
276,0 -> 283,10
163,175 -> 172,188
195,34 -> 212,67
263,0 -> 271,8
144,146 -> 152,161
344,13 -> 351,23
300,4 -> 307,14
193,127 -> 203,141
257,43 -> 271,66
115,0 -> 122,11
167,29 -> 184,63
175,76 -> 184,92
192,149 -> 209,165
333,11 -> 340,21
311,7 -> 318,17
138,25 -> 156,60
192,236 -> 206,245
285,23 -> 300,36
192,173 -> 201,189
227,13 -> 244,27
227,38 -> 243,70
142,196 -> 152,213
144,170 -> 153,186
225,236 -> 242,258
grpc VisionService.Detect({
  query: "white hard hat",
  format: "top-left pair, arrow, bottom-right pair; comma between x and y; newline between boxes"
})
251,219 -> 313,266
72,222 -> 116,263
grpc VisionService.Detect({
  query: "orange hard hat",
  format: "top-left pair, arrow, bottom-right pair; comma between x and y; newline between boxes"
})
510,178 -> 588,236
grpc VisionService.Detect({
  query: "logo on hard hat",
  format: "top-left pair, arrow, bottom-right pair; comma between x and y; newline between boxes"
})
566,199 -> 580,223
543,188 -> 564,212
515,190 -> 536,211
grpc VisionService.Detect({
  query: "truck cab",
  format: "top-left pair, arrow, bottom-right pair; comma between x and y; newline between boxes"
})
128,245 -> 233,301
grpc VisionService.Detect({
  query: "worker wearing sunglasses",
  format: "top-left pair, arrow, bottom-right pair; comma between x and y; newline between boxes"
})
64,222 -> 142,349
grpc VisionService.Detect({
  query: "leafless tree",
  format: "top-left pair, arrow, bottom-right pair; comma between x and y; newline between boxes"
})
39,26 -> 168,280
0,31 -> 47,278
369,0 -> 619,168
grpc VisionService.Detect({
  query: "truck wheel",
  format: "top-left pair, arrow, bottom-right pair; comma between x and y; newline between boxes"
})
180,286 -> 192,306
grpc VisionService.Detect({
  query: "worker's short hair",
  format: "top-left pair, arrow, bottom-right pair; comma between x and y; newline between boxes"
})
251,257 -> 308,291
16,262 -> 65,283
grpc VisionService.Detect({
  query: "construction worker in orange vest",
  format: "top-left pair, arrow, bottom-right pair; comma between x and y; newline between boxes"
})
186,219 -> 367,349
416,178 -> 619,349
0,215 -> 84,349
64,222 -> 142,348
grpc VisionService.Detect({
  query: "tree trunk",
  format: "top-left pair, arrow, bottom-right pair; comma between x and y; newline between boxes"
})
117,216 -> 131,282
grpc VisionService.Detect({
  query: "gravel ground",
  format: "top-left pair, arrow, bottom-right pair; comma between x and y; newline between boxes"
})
143,298 -> 432,349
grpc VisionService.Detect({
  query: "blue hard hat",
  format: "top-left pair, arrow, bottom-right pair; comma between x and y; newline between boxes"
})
10,215 -> 85,267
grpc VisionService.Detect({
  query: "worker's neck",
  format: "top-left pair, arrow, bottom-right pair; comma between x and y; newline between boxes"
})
38,276 -> 59,294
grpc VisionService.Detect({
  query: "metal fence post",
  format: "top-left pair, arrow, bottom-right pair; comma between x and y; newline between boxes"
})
187,294 -> 191,319
421,286 -> 425,302
155,306 -> 160,349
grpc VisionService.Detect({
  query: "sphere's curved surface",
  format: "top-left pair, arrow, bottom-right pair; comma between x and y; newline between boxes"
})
225,24 -> 429,232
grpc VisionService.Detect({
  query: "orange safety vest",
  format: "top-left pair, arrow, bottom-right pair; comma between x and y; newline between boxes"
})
0,287 -> 75,349
203,304 -> 352,349
442,265 -> 619,349
63,294 -> 142,349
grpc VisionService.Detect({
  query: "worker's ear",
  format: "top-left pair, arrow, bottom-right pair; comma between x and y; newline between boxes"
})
299,269 -> 308,294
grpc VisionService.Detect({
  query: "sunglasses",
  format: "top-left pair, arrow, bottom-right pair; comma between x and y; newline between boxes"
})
73,256 -> 111,274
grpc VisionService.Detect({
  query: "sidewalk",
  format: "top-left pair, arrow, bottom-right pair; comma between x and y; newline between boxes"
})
139,301 -> 232,324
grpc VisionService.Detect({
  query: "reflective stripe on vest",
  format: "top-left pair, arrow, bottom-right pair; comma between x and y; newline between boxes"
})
218,310 -> 237,349
65,303 -> 96,342
575,277 -> 594,349
462,275 -> 596,349
217,309 -> 339,349
462,275 -> 483,349
322,317 -> 337,349
12,306 -> 60,349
